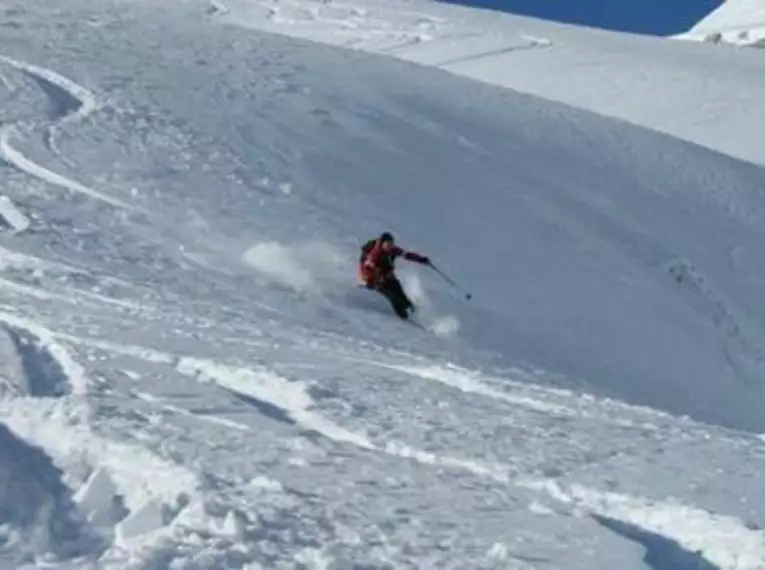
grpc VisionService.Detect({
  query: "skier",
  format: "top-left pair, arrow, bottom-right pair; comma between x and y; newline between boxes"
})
358,231 -> 431,319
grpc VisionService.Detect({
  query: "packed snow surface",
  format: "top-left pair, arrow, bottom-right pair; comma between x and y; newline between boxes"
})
2,0 -> 765,568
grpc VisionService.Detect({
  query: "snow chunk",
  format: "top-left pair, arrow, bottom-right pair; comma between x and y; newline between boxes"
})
249,475 -> 284,492
0,195 -> 30,233
294,547 -> 332,569
528,500 -> 556,516
74,466 -> 127,527
115,499 -> 166,546
486,542 -> 508,560
214,510 -> 247,541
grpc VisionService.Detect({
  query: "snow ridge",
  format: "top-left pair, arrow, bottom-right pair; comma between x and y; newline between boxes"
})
522,479 -> 765,569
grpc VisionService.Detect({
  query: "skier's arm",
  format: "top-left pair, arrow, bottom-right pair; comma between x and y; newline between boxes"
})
402,250 -> 430,265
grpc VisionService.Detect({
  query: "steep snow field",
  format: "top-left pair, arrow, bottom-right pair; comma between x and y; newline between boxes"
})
681,0 -> 765,45
2,0 -> 765,568
219,0 -> 765,168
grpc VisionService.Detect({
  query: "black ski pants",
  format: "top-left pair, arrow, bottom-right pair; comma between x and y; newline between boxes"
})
377,275 -> 414,319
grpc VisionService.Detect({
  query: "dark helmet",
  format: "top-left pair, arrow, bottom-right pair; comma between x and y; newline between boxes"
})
380,231 -> 395,243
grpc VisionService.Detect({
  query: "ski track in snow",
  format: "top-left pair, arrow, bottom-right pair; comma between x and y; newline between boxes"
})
0,311 -> 89,396
176,356 -> 380,450
1,309 -> 762,565
0,241 -> 158,319
9,57 -> 96,165
0,244 -> 155,295
223,0 -> 554,64
0,55 -> 131,210
0,243 -> 83,273
0,274 -> 157,315
521,478 -> 765,569
54,330 -> 765,568
34,331 -> 549,486
63,333 -> 515,477
0,68 -> 12,90
131,390 -> 252,432
434,35 -> 554,67
373,361 -> 666,432
92,342 -> 765,566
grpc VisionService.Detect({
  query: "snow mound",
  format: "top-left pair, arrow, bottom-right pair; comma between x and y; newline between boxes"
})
114,499 -> 166,548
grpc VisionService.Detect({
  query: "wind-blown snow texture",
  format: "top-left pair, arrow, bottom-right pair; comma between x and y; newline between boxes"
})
2,0 -> 765,568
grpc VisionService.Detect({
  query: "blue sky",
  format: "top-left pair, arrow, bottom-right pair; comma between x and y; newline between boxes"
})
439,0 -> 722,35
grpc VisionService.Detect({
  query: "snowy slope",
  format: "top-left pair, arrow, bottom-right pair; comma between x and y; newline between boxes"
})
2,0 -> 765,568
681,0 -> 765,45
218,0 -> 765,168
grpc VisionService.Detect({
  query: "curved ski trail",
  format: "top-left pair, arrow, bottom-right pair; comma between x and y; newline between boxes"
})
0,55 -> 131,210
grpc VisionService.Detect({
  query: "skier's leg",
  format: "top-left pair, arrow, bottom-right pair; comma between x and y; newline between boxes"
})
388,276 -> 414,309
380,276 -> 413,319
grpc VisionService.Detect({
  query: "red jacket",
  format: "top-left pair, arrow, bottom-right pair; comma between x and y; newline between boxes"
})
359,238 -> 428,284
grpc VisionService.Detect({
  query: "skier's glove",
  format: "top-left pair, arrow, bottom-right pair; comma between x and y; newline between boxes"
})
420,256 -> 431,265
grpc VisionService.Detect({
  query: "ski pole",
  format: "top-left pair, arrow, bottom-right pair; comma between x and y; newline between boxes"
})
429,263 -> 472,300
